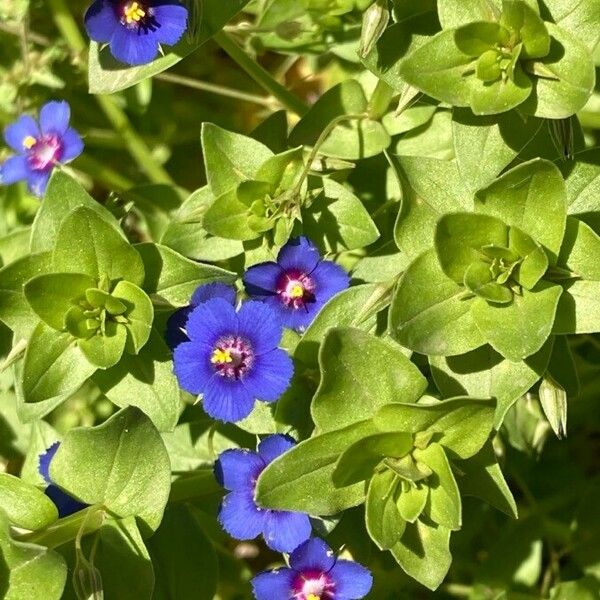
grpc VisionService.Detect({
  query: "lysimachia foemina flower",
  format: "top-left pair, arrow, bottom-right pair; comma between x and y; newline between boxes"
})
215,435 -> 312,554
0,101 -> 83,197
251,537 -> 373,600
172,298 -> 293,422
39,443 -> 87,518
165,282 -> 237,350
84,0 -> 188,66
243,236 -> 349,332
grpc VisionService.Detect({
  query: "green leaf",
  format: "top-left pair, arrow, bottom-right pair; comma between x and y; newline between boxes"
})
0,474 -> 58,530
53,207 -> 145,286
547,334 -> 579,398
375,397 -> 496,459
24,273 -> 96,331
87,0 -> 250,93
0,510 -> 67,600
454,22 -> 510,56
562,148 -> 600,216
112,281 -> 153,354
389,249 -> 485,356
333,432 -> 414,486
429,341 -> 552,426
30,171 -> 118,254
542,0 -> 600,53
557,217 -> 600,281
501,0 -> 550,58
256,419 -> 379,515
551,578 -> 600,600
391,520 -> 452,590
201,123 -> 273,198
455,440 -> 518,518
50,407 -> 171,534
22,322 -> 96,404
471,282 -> 562,360
135,243 -> 235,306
312,327 -> 427,433
202,189 -> 261,241
438,0 -> 501,28
93,330 -> 181,433
397,483 -> 428,523
365,470 -> 406,550
553,280 -> 600,334
78,322 -> 128,370
475,159 -> 567,263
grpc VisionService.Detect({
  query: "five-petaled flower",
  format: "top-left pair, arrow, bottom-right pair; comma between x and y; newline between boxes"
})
173,298 -> 293,422
84,0 -> 188,66
165,282 -> 237,351
0,101 -> 83,197
252,537 -> 373,600
243,236 -> 349,332
39,442 -> 87,518
215,435 -> 312,553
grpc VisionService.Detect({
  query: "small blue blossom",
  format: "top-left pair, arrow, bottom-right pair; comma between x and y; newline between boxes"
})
252,537 -> 373,600
243,236 -> 349,332
173,298 -> 293,422
215,435 -> 312,553
0,101 -> 83,197
84,0 -> 188,66
39,442 -> 87,518
165,282 -> 237,351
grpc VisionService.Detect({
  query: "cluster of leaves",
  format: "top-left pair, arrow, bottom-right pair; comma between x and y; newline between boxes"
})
1,0 -> 600,599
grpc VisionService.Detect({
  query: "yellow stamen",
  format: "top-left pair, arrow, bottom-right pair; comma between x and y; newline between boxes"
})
22,135 -> 37,150
289,283 -> 304,299
124,1 -> 146,23
307,595 -> 320,600
211,348 -> 232,365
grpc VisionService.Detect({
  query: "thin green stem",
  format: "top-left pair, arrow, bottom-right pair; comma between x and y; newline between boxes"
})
214,31 -> 309,117
368,79 -> 394,120
75,154 -> 135,192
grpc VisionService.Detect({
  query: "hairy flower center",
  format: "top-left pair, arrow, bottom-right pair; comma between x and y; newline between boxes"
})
293,571 -> 335,600
211,336 -> 254,380
276,270 -> 316,310
118,1 -> 159,32
25,135 -> 63,171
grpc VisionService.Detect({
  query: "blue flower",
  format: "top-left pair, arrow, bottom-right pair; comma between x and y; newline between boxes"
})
1,101 -> 83,197
252,537 -> 373,600
215,435 -> 312,553
173,299 -> 293,422
39,443 -> 87,518
165,282 -> 237,351
243,236 -> 349,332
84,0 -> 188,66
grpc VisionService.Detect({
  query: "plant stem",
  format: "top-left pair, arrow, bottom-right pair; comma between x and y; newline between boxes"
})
76,154 -> 135,192
368,79 -> 394,120
47,0 -> 173,185
214,31 -> 309,117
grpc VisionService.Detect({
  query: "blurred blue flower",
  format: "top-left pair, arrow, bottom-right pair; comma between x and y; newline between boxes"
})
84,0 -> 188,66
173,298 -> 293,422
252,537 -> 373,600
243,236 -> 349,331
39,442 -> 87,518
215,435 -> 312,553
0,101 -> 83,197
165,282 -> 237,351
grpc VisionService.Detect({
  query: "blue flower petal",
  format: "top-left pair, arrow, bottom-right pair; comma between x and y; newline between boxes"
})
45,485 -> 87,518
110,26 -> 159,66
311,259 -> 350,303
191,282 -> 236,307
237,301 -> 283,355
38,442 -> 60,484
329,559 -> 373,599
218,489 -> 265,540
0,155 -> 29,185
185,298 -> 238,346
27,169 -> 51,197
152,3 -> 188,46
214,449 -> 264,492
60,128 -> 84,162
39,101 -> 71,137
173,340 -> 214,395
277,236 -> 321,273
257,434 -> 296,464
4,115 -> 39,152
262,510 -> 312,553
251,568 -> 294,600
290,537 -> 336,573
84,0 -> 119,43
242,349 -> 293,403
165,306 -> 193,350
243,262 -> 281,296
202,375 -> 255,423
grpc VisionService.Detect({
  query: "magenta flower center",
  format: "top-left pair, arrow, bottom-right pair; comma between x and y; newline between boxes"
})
292,570 -> 335,600
276,269 -> 316,310
117,1 -> 159,32
210,336 -> 254,380
25,135 -> 63,171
